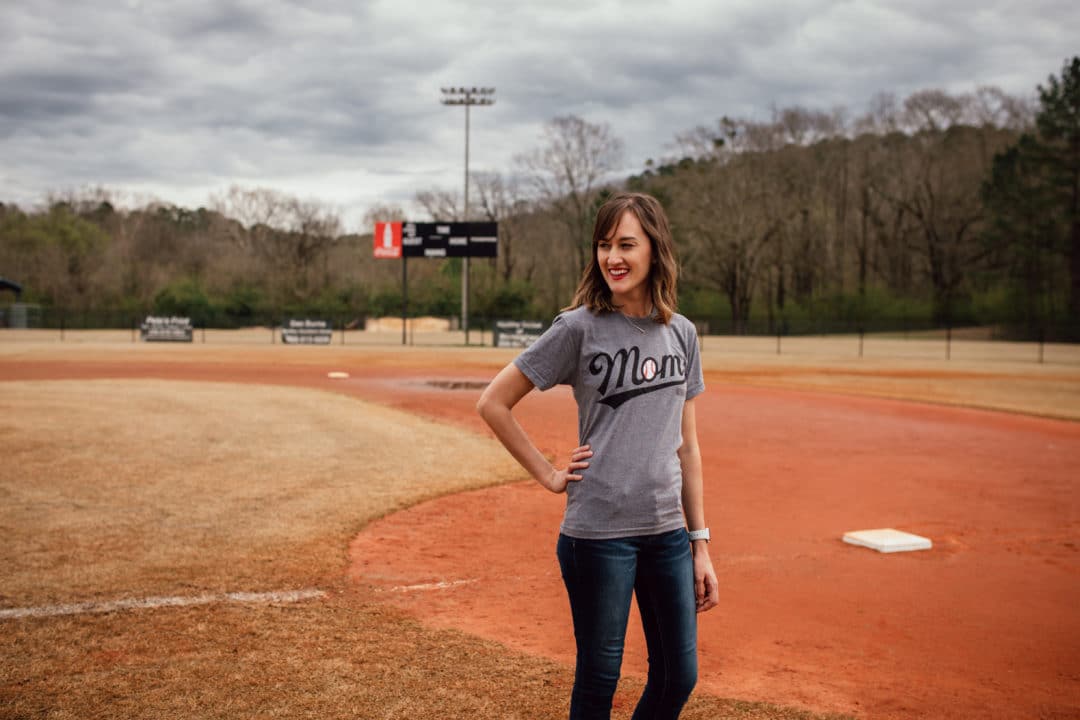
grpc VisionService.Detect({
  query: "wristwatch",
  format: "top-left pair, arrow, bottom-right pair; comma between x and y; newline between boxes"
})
688,528 -> 710,543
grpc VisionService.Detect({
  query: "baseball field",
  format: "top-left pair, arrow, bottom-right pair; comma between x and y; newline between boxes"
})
1,331 -> 1078,719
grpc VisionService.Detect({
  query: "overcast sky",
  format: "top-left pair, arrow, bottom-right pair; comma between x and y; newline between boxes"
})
2,0 -> 1077,232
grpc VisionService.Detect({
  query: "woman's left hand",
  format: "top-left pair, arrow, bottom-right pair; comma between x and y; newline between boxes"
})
692,543 -> 719,613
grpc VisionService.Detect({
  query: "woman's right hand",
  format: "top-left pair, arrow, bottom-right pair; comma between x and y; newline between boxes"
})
547,444 -> 592,494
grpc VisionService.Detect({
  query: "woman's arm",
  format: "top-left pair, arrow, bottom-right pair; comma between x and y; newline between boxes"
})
678,398 -> 719,613
476,362 -> 592,494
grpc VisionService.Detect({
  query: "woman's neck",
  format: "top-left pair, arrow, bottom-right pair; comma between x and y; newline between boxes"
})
614,291 -> 652,318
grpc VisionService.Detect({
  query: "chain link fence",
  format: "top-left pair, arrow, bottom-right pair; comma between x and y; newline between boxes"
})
2,305 -> 1078,364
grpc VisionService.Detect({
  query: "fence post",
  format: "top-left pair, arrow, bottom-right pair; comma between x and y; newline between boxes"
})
858,327 -> 864,358
60,310 -> 65,342
1038,326 -> 1045,364
946,324 -> 952,360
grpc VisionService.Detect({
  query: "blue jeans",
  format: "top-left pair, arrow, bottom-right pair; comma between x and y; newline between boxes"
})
556,528 -> 698,720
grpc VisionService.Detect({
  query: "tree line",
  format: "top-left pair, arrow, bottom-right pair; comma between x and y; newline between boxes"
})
2,58 -> 1077,339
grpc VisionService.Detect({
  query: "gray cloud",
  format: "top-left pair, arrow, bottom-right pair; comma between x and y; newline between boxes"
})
1,0 -> 1077,229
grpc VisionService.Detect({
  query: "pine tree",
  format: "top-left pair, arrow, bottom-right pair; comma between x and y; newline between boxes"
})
983,57 -> 1080,338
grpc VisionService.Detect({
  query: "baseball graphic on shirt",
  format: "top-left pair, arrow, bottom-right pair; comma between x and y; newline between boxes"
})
642,358 -> 657,381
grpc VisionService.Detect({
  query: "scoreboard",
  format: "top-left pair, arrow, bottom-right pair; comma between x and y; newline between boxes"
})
374,222 -> 497,259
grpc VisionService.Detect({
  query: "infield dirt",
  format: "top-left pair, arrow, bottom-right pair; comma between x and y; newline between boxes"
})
1,336 -> 1078,719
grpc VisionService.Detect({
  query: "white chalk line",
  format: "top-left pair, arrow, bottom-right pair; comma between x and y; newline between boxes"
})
384,578 -> 477,593
0,588 -> 326,620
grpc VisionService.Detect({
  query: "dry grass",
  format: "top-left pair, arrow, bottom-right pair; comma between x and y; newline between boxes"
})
0,377 -> 853,719
0,380 -> 523,606
1,592 -> 848,720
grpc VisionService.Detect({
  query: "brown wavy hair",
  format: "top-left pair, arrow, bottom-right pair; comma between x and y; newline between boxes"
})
565,191 -> 679,324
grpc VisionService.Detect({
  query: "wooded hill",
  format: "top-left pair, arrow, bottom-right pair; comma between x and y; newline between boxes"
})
2,58 -> 1077,339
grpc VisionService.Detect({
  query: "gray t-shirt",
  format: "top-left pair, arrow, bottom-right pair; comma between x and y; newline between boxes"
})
514,305 -> 705,539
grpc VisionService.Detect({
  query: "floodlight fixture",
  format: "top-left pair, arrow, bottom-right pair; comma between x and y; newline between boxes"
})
439,85 -> 496,345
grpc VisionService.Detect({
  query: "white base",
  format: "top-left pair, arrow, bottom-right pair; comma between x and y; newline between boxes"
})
327,371 -> 350,379
843,528 -> 932,553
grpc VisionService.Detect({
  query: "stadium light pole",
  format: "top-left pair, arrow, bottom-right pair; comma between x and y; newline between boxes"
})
441,86 -> 494,345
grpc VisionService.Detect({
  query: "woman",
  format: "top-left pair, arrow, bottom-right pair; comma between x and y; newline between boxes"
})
477,191 -> 718,719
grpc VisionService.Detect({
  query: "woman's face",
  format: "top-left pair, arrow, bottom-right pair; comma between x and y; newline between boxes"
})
597,210 -> 653,303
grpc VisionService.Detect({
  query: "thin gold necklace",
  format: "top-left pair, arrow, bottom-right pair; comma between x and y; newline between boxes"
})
620,305 -> 653,335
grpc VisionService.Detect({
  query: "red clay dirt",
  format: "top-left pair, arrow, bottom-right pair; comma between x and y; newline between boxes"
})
7,355 -> 1079,719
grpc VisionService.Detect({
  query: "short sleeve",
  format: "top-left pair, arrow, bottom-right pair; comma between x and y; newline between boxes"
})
513,313 -> 581,390
682,319 -> 705,400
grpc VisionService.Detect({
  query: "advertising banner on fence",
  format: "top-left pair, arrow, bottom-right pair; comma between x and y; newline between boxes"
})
141,316 -> 193,342
493,319 -> 544,348
281,318 -> 333,345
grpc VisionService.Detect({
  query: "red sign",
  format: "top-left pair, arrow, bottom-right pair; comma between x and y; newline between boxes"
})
374,222 -> 402,259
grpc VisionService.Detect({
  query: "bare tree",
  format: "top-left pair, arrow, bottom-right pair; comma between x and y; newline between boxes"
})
361,204 -> 407,227
515,115 -> 624,274
214,186 -> 342,303
972,86 -> 1036,131
666,152 -> 788,333
901,89 -> 971,132
413,189 -> 461,221
212,185 -> 287,233
854,92 -> 902,135
774,105 -> 845,146
472,171 -> 529,282
670,124 -> 726,161
871,125 -> 1015,320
